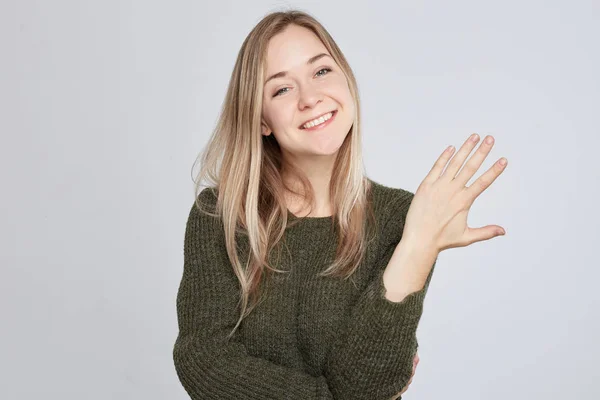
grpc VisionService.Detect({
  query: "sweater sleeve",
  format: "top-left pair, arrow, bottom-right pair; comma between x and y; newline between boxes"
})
322,191 -> 437,400
172,190 -> 334,400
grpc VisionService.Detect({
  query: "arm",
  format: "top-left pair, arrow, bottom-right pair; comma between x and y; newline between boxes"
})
383,235 -> 439,302
173,191 -> 334,399
323,192 -> 437,400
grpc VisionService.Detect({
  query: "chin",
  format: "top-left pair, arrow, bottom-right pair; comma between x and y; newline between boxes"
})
309,136 -> 347,156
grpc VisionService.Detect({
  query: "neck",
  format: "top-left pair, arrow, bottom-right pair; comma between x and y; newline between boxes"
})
282,154 -> 336,217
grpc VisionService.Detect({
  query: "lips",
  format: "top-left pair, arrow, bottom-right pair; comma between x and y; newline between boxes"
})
299,110 -> 337,129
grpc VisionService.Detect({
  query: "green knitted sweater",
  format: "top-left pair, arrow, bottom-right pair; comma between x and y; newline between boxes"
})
173,180 -> 437,399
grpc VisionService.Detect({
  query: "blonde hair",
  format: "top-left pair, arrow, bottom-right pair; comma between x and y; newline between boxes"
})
192,9 -> 376,338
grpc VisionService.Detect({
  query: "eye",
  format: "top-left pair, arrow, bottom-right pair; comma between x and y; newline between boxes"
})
316,67 -> 332,77
272,68 -> 333,97
273,87 -> 289,97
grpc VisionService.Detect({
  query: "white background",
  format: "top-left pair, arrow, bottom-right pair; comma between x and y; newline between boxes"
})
1,0 -> 598,398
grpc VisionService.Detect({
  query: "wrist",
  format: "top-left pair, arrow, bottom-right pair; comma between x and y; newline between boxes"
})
399,230 -> 439,257
396,235 -> 439,266
382,239 -> 438,302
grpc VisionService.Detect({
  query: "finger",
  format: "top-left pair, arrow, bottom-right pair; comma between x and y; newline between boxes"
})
464,224 -> 506,245
453,135 -> 496,188
441,133 -> 481,181
424,144 -> 456,184
464,156 -> 508,205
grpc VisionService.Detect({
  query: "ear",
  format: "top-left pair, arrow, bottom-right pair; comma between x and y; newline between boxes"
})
261,120 -> 272,137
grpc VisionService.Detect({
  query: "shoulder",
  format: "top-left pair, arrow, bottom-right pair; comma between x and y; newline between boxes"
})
367,179 -> 416,243
191,186 -> 219,215
368,179 -> 414,219
186,186 -> 221,234
197,186 -> 218,206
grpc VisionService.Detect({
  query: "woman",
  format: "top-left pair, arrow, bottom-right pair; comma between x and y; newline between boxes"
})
173,9 -> 507,400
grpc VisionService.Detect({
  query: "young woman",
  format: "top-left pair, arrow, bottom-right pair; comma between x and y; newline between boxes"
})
173,9 -> 507,400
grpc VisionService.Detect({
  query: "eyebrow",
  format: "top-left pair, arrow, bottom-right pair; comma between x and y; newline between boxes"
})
264,53 -> 331,85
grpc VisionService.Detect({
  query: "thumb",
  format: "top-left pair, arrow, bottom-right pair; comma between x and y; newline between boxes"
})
465,225 -> 505,245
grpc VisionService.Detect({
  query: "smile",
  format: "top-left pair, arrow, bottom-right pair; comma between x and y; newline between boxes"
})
299,110 -> 337,131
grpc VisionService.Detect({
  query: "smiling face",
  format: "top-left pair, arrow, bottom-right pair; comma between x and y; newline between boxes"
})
261,24 -> 355,163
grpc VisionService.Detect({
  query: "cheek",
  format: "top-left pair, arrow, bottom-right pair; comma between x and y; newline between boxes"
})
261,102 -> 270,120
262,103 -> 281,123
263,103 -> 295,130
329,78 -> 353,105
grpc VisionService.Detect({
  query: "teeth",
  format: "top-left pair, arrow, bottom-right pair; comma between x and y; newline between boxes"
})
302,111 -> 333,129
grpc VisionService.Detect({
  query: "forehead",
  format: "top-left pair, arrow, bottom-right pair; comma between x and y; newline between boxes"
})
264,25 -> 329,72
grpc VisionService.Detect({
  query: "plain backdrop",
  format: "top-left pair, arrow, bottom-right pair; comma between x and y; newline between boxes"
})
1,0 -> 598,399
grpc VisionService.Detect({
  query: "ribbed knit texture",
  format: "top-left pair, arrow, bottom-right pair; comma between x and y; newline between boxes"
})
173,179 -> 437,399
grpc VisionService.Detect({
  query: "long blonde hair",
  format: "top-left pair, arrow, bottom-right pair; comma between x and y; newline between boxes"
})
192,9 -> 377,338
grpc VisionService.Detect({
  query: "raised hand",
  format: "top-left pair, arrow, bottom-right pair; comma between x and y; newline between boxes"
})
402,133 -> 507,253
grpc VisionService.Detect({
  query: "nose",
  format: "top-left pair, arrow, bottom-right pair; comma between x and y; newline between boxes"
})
297,83 -> 322,111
